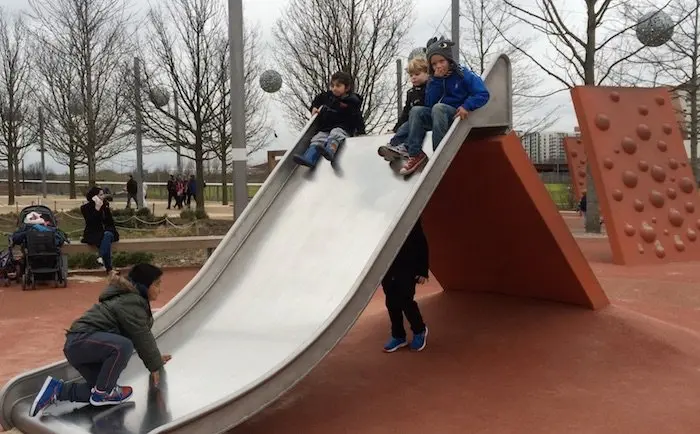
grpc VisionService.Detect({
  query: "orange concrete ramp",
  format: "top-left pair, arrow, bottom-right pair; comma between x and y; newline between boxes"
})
422,133 -> 608,310
572,86 -> 700,265
563,136 -> 588,200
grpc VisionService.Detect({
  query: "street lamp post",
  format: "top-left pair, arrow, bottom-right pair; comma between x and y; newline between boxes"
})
228,0 -> 248,220
38,107 -> 47,198
134,56 -> 144,209
451,0 -> 460,61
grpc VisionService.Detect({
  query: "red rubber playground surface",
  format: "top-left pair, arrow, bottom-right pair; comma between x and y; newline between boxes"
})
2,214 -> 700,433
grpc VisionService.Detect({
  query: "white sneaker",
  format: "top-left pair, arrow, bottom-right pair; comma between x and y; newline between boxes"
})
96,257 -> 104,266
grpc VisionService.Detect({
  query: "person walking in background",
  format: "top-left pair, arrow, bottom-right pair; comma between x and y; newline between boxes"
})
125,175 -> 137,208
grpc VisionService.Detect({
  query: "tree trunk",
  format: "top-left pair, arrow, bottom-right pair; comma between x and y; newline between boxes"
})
195,139 -> 205,213
13,152 -> 20,197
87,152 -> 96,186
6,151 -> 14,206
69,140 -> 77,199
221,152 -> 228,206
583,3 -> 601,233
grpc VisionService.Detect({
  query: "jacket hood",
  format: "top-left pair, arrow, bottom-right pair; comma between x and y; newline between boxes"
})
344,92 -> 362,106
98,272 -> 139,302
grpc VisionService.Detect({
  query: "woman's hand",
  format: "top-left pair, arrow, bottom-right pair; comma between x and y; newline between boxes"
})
162,354 -> 172,364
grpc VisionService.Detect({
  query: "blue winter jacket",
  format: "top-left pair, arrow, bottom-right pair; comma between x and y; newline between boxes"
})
425,66 -> 490,112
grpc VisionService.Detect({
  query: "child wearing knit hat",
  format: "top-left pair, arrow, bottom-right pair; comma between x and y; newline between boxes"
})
28,264 -> 172,417
398,36 -> 490,176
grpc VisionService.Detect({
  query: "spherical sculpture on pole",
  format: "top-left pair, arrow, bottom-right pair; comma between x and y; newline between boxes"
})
149,87 -> 170,108
259,70 -> 283,93
636,10 -> 674,47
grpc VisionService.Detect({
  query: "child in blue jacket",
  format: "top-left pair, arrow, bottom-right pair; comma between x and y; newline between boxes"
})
399,37 -> 490,176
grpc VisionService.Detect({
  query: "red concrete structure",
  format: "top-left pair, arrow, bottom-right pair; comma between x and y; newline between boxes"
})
572,86 -> 700,265
422,133 -> 609,310
563,136 -> 588,200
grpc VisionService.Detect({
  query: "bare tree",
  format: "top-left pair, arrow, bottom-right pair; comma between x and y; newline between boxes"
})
209,25 -> 271,205
274,0 -> 413,132
28,0 -> 135,186
33,41 -> 87,199
140,0 -> 233,212
455,0 -> 559,135
620,1 -> 700,178
499,0 -> 660,233
0,11 -> 34,205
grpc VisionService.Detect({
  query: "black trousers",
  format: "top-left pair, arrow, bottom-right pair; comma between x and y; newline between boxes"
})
382,272 -> 426,339
59,331 -> 133,402
167,192 -> 176,208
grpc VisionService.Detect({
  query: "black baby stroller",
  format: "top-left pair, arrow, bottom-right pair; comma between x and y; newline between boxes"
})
13,205 -> 69,290
0,238 -> 17,287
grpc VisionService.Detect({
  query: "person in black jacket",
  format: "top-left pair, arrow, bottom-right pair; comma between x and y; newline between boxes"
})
378,56 -> 429,161
125,175 -> 137,208
382,218 -> 429,353
293,71 -> 366,168
81,187 -> 120,273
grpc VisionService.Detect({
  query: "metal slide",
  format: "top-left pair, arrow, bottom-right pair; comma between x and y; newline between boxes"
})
0,54 -> 512,434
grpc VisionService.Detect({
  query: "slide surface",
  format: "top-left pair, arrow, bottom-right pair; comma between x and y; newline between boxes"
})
0,55 -> 511,434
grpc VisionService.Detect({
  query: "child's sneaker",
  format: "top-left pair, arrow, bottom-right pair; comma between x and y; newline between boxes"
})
378,144 -> 408,161
96,256 -> 104,266
292,154 -> 315,168
89,385 -> 133,407
399,152 -> 428,175
29,376 -> 63,417
410,326 -> 428,352
383,337 -> 407,353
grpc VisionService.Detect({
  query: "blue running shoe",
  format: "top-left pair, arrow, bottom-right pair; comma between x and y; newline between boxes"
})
383,337 -> 407,353
410,326 -> 428,352
89,385 -> 133,407
29,376 -> 63,417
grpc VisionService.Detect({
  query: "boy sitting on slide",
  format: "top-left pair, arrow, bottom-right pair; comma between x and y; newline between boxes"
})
29,264 -> 172,417
292,71 -> 366,168
398,37 -> 490,176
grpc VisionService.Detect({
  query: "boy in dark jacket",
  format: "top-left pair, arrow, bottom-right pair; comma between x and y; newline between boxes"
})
378,56 -> 429,161
293,71 -> 366,168
399,37 -> 490,176
81,187 -> 120,273
29,264 -> 172,417
382,218 -> 429,353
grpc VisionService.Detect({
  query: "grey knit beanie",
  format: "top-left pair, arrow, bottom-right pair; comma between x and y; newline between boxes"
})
425,37 -> 457,74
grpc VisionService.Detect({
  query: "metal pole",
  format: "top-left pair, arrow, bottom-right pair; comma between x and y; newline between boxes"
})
134,56 -> 144,208
451,0 -> 460,62
229,0 -> 248,220
396,59 -> 402,120
38,107 -> 47,198
174,90 -> 182,173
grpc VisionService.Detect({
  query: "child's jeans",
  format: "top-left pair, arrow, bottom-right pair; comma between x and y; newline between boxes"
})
382,272 -> 426,339
389,121 -> 409,146
406,103 -> 458,157
59,331 -> 134,402
300,127 -> 349,164
100,231 -> 115,271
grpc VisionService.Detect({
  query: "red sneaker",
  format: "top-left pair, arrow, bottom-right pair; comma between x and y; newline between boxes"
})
399,152 -> 428,175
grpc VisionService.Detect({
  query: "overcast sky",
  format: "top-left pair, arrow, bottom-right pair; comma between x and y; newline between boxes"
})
0,0 -> 586,173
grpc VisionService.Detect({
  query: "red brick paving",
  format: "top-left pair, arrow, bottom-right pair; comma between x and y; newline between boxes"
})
3,216 -> 700,433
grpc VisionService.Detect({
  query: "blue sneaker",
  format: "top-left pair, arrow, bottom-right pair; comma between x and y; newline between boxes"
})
410,327 -> 428,352
383,337 -> 407,353
89,385 -> 133,407
29,376 -> 63,417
